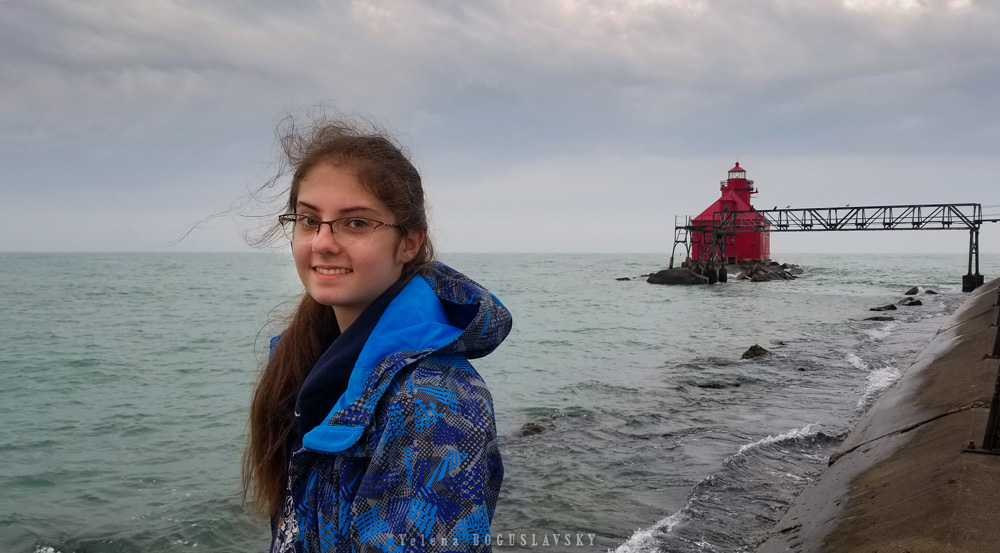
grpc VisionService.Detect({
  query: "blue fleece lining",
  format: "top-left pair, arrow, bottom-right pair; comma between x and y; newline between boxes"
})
302,275 -> 464,453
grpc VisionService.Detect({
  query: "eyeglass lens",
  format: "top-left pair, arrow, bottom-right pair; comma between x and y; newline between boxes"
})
282,217 -> 378,246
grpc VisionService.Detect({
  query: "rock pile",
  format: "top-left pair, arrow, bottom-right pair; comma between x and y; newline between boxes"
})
903,285 -> 940,295
644,259 -> 804,285
868,285 -> 936,312
736,261 -> 804,282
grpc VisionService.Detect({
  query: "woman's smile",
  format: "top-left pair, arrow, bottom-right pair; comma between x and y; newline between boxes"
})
313,266 -> 352,276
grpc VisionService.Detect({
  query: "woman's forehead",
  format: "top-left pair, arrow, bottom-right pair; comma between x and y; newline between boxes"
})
296,163 -> 390,215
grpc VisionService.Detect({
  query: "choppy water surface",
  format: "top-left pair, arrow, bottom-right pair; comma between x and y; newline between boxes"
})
1,252 -> 996,553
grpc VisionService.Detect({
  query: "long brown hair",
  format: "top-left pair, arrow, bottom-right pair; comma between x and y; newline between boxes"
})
243,117 -> 435,517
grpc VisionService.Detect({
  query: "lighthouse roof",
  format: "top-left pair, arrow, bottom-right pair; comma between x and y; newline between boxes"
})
729,162 -> 745,173
691,192 -> 759,224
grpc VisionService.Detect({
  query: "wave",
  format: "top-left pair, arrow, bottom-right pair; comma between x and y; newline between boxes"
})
610,423 -> 831,553
610,509 -> 687,553
733,423 -> 818,457
857,364 -> 900,411
862,320 -> 899,341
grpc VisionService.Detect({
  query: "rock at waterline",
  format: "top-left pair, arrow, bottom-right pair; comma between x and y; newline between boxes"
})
870,304 -> 898,312
865,316 -> 896,321
616,277 -> 631,281
900,297 -> 923,306
924,289 -> 939,295
741,344 -> 770,359
904,286 -> 920,295
696,381 -> 740,389
520,422 -> 544,436
737,262 -> 802,282
647,268 -> 709,285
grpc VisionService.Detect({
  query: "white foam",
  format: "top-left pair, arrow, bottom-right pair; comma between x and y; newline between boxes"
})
863,320 -> 899,341
735,424 -> 816,456
846,353 -> 868,371
34,548 -> 62,553
858,364 -> 900,410
610,423 -> 815,553
609,509 -> 687,553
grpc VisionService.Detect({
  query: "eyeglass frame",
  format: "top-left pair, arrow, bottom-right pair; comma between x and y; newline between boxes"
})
278,213 -> 405,244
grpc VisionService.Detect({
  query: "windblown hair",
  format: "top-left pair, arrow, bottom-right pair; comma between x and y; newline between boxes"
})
243,116 -> 435,517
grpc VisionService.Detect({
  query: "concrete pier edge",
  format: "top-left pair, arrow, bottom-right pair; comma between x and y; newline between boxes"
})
757,277 -> 1000,553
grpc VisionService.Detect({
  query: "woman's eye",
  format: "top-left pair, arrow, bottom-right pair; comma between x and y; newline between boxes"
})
344,218 -> 372,232
300,216 -> 320,227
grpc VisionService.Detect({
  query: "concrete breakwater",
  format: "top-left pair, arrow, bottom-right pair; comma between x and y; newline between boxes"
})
757,277 -> 1000,553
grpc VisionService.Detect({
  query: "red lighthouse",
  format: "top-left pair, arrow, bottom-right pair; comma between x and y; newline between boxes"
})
690,162 -> 771,263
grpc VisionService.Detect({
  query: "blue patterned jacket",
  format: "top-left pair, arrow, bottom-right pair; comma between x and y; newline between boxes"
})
271,263 -> 512,553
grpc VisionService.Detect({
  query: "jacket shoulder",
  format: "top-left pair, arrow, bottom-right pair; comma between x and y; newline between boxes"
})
371,354 -> 498,451
403,354 -> 496,423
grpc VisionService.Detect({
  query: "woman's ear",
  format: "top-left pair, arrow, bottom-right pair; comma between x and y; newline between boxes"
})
396,230 -> 425,264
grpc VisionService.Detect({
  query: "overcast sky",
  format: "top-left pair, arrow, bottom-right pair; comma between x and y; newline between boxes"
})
1,0 -> 998,254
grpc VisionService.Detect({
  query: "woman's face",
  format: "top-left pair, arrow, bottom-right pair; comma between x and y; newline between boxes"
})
292,161 -> 423,330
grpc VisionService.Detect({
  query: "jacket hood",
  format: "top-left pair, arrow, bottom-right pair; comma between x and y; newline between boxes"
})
419,262 -> 512,359
300,261 -> 511,454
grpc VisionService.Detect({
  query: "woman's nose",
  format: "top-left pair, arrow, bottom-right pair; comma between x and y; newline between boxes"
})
311,223 -> 343,253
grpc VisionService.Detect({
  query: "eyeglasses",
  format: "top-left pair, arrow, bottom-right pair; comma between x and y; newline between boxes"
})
278,214 -> 403,246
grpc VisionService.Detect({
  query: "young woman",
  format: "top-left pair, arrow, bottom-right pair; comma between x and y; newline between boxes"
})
243,119 -> 512,553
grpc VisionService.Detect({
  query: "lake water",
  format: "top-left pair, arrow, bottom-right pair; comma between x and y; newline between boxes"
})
1,252 -> 995,553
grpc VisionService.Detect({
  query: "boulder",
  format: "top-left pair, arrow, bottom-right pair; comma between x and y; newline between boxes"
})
741,344 -> 770,359
924,289 -> 939,295
865,316 -> 896,321
616,277 -> 631,281
900,297 -> 923,306
870,304 -> 898,311
904,286 -> 919,295
647,268 -> 709,285
781,263 -> 805,275
520,422 -> 544,436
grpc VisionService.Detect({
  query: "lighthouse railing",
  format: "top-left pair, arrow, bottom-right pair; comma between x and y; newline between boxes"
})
709,203 -> 983,234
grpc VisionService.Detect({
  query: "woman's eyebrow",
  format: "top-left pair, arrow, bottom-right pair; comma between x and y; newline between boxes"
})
295,201 -> 380,216
338,206 -> 380,216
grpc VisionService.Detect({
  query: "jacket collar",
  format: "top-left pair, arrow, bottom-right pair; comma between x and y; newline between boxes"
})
301,262 -> 512,453
292,278 -> 408,445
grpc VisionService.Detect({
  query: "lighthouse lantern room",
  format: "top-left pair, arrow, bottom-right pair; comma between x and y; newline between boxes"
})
690,162 -> 771,263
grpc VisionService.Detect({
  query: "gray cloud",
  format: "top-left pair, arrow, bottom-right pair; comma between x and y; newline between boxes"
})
1,0 -> 997,252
